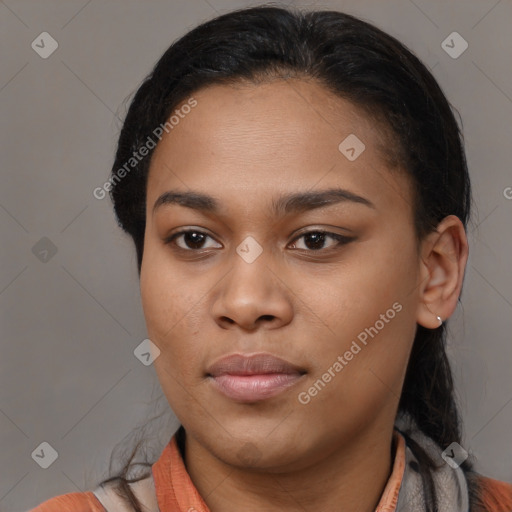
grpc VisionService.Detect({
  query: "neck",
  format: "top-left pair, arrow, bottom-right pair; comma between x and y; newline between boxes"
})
183,421 -> 396,512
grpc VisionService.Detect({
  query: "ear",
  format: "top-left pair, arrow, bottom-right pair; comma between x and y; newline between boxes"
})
416,215 -> 469,329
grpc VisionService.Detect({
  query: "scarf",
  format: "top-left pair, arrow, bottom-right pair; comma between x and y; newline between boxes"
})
394,412 -> 470,512
94,413 -> 470,511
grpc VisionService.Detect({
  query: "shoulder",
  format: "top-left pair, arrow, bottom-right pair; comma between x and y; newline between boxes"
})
468,473 -> 512,512
28,491 -> 105,512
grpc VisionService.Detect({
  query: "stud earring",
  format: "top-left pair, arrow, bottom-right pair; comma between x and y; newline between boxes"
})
437,315 -> 442,326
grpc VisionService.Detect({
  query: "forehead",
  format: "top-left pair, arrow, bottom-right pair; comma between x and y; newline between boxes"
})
147,79 -> 413,217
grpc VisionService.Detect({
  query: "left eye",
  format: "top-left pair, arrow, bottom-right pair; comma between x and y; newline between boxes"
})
289,231 -> 353,251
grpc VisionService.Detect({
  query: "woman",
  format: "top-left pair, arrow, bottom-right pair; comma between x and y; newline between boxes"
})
30,5 -> 512,512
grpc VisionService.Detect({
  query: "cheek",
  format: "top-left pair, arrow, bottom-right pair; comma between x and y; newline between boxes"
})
140,272 -> 210,430
139,249 -> 206,373
313,242 -> 416,335
301,235 -> 418,391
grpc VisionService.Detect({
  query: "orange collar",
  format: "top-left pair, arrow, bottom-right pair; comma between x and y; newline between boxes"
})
152,430 -> 406,512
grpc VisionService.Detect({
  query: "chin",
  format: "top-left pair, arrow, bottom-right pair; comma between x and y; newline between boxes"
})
210,427 -> 308,470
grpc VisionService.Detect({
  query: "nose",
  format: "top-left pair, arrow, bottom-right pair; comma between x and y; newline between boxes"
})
211,256 -> 294,332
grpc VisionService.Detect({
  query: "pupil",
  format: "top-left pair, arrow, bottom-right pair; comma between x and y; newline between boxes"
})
305,232 -> 325,250
185,232 -> 205,249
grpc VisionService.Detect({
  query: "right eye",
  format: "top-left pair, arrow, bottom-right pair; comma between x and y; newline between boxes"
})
164,229 -> 222,251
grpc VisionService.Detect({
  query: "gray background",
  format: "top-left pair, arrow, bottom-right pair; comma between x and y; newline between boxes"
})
1,0 -> 511,510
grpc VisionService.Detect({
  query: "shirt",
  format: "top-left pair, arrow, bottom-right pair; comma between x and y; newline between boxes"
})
28,428 -> 512,511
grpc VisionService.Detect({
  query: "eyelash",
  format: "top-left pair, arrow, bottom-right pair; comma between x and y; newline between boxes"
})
164,229 -> 354,253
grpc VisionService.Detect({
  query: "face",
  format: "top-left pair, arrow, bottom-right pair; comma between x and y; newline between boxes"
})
140,78 -> 423,471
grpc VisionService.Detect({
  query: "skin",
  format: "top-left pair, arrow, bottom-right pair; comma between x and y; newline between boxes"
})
139,78 -> 468,512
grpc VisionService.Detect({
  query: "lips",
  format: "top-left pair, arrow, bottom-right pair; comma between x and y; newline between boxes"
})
206,353 -> 306,403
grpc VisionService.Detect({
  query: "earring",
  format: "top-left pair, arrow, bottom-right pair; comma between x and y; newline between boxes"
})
437,315 -> 442,326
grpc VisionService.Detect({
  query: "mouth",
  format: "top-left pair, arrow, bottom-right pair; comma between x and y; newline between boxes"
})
206,352 -> 307,403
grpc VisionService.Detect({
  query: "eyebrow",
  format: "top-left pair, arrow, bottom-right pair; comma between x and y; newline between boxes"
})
152,187 -> 375,217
